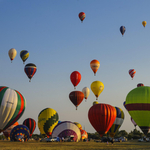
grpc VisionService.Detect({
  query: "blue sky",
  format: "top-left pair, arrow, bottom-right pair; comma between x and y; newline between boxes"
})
1,0 -> 150,134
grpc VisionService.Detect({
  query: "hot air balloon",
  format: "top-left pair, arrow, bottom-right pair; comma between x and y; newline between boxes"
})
93,101 -> 99,105
108,107 -> 124,138
8,48 -> 17,63
88,103 -> 116,137
82,87 -> 90,101
80,129 -> 88,140
38,108 -> 59,137
69,91 -> 84,110
20,50 -> 29,64
90,59 -> 100,76
70,71 -> 81,89
137,83 -> 144,87
0,86 -> 26,133
52,121 -> 81,142
91,81 -> 104,100
142,21 -> 147,27
131,117 -> 137,128
129,69 -> 136,79
23,118 -> 36,137
125,86 -> 150,135
10,125 -> 30,142
73,122 -> 82,130
3,122 -> 19,139
78,12 -> 86,22
24,63 -> 37,82
120,26 -> 126,36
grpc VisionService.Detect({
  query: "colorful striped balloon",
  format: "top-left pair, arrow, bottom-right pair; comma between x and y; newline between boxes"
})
108,107 -> 124,137
126,86 -> 150,135
129,69 -> 136,79
24,63 -> 37,82
20,50 -> 29,64
23,118 -> 36,137
90,59 -> 100,76
0,86 -> 26,132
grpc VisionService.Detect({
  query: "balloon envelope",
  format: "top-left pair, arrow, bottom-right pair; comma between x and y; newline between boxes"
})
129,69 -> 136,79
131,117 -> 137,128
38,108 -> 59,137
137,83 -> 144,87
90,59 -> 100,75
82,87 -> 90,101
69,91 -> 84,110
0,86 -> 26,132
142,21 -> 147,27
73,122 -> 82,130
91,81 -> 104,100
70,71 -> 81,89
8,48 -> 17,62
78,12 -> 86,22
93,101 -> 99,106
126,86 -> 150,135
20,50 -> 29,64
52,121 -> 81,142
120,26 -> 126,36
88,103 -> 116,137
80,129 -> 88,140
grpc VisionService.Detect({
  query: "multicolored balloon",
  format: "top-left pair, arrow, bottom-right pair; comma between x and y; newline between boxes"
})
142,21 -> 147,27
108,107 -> 125,137
120,26 -> 126,36
129,69 -> 136,79
78,12 -> 86,22
23,118 -> 36,137
125,86 -> 150,135
88,103 -> 116,137
80,129 -> 88,140
93,101 -> 99,106
69,91 -> 84,110
91,81 -> 104,100
73,122 -> 82,130
52,121 -> 81,142
0,86 -> 26,133
24,63 -> 37,82
38,108 -> 59,137
90,59 -> 100,76
20,50 -> 29,64
10,125 -> 30,142
70,71 -> 81,89
137,83 -> 144,87
82,87 -> 90,101
8,48 -> 17,63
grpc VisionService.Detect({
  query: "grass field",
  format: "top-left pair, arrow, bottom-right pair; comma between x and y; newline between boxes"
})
0,140 -> 150,150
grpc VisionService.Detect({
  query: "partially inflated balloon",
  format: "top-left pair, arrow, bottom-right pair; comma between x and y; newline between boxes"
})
142,21 -> 147,27
126,86 -> 150,135
91,81 -> 104,100
82,87 -> 90,101
0,86 -> 26,133
70,71 -> 81,89
88,103 -> 116,137
90,59 -> 100,76
69,91 -> 84,110
129,69 -> 136,79
108,107 -> 124,137
74,122 -> 82,130
20,50 -> 29,64
78,12 -> 86,22
38,108 -> 59,137
8,48 -> 17,63
80,129 -> 88,140
120,26 -> 126,36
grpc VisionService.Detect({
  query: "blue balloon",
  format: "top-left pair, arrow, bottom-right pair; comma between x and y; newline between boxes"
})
120,26 -> 126,36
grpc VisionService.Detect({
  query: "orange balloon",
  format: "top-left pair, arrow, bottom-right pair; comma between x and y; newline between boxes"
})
90,59 -> 100,76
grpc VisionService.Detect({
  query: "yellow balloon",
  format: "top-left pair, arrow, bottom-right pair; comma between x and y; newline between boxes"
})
91,81 -> 104,100
142,21 -> 147,27
93,101 -> 99,105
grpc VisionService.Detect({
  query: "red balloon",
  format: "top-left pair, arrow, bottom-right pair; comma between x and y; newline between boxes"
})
69,91 -> 84,110
70,71 -> 81,89
78,12 -> 86,22
88,103 -> 116,137
137,83 -> 144,87
129,69 -> 136,79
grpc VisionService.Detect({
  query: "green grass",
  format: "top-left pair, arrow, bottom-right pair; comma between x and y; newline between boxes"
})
0,140 -> 150,150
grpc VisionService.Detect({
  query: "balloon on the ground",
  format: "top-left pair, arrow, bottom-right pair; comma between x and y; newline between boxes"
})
23,118 -> 36,137
142,21 -> 147,27
120,26 -> 126,36
88,103 -> 116,137
82,87 -> 90,101
10,125 -> 30,142
91,81 -> 104,100
69,91 -> 84,110
131,117 -> 137,128
0,86 -> 26,133
108,107 -> 124,137
80,129 -> 88,140
129,69 -> 136,79
3,122 -> 19,138
8,48 -> 17,63
38,108 -> 59,137
70,71 -> 81,89
90,59 -> 100,76
52,121 -> 81,142
24,63 -> 37,82
78,12 -> 86,22
125,86 -> 150,135
20,50 -> 29,64
73,122 -> 82,130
